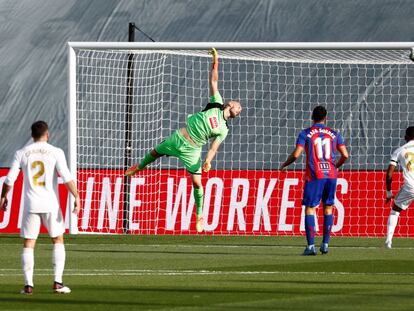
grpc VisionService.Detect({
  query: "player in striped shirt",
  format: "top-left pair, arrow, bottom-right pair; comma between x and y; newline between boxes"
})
280,106 -> 349,255
385,126 -> 414,249
125,48 -> 242,233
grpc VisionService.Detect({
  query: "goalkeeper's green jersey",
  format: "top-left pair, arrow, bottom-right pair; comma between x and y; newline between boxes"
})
186,92 -> 229,147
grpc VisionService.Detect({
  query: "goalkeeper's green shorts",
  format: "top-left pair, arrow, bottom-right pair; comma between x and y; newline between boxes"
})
155,130 -> 202,174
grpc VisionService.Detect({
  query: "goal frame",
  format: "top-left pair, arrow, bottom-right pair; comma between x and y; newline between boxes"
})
67,41 -> 414,234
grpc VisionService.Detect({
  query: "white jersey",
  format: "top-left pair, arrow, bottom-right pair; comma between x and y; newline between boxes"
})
390,140 -> 414,192
5,141 -> 73,213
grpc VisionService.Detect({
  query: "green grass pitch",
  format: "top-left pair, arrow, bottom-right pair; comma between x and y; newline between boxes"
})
1,234 -> 414,310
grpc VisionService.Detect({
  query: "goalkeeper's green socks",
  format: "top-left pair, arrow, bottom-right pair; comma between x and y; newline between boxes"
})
138,153 -> 156,170
194,187 -> 204,232
126,153 -> 156,176
194,187 -> 204,216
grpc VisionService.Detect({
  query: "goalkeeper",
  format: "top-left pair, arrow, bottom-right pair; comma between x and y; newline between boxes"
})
125,48 -> 242,233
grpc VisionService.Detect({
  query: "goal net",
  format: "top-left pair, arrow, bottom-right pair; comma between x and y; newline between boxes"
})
68,42 -> 414,236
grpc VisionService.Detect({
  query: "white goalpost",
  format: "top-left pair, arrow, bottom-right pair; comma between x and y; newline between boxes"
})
67,42 -> 414,236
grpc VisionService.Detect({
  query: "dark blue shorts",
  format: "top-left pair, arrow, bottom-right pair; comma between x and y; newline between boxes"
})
302,178 -> 337,207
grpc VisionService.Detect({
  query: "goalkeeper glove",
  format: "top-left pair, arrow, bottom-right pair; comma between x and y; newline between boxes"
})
202,161 -> 211,173
209,48 -> 218,58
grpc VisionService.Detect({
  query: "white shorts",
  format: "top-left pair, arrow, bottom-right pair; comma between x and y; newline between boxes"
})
20,209 -> 65,239
394,187 -> 414,210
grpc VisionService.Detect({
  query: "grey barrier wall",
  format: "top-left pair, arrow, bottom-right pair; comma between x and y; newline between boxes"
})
2,0 -> 414,167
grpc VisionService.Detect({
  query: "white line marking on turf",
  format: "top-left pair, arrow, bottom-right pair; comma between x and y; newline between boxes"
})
2,243 -> 413,250
1,269 -> 414,276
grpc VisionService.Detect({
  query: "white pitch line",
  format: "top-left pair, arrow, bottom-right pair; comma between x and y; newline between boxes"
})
1,269 -> 414,277
1,243 -> 413,250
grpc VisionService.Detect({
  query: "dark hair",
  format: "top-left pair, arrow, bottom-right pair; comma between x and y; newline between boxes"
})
31,121 -> 49,139
312,105 -> 327,122
406,126 -> 414,141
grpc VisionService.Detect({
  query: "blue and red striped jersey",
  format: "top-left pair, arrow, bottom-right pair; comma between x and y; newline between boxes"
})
296,123 -> 344,181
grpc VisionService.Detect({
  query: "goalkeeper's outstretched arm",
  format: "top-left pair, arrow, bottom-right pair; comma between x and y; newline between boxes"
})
209,48 -> 219,96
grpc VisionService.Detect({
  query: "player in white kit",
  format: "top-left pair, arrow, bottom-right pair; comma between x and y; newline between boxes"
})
0,121 -> 80,294
385,126 -> 414,249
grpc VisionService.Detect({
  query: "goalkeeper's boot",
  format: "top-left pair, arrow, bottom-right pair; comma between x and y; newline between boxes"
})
125,163 -> 142,176
53,282 -> 71,294
385,240 -> 392,249
20,285 -> 33,295
303,245 -> 317,256
320,243 -> 329,254
196,215 -> 204,233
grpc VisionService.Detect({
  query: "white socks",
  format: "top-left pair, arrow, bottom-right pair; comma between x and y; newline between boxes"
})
22,248 -> 34,287
386,210 -> 400,244
21,243 -> 66,287
53,243 -> 66,284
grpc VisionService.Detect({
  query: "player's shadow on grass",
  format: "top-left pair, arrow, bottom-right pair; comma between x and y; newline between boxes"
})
227,279 -> 414,286
1,296 -> 277,311
0,296 -> 179,308
3,285 -> 413,310
86,285 -> 414,300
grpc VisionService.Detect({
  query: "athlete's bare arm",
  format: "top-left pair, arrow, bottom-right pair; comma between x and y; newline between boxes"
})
0,183 -> 12,211
203,138 -> 221,172
64,180 -> 81,214
336,145 -> 349,169
385,164 -> 396,203
280,145 -> 304,170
